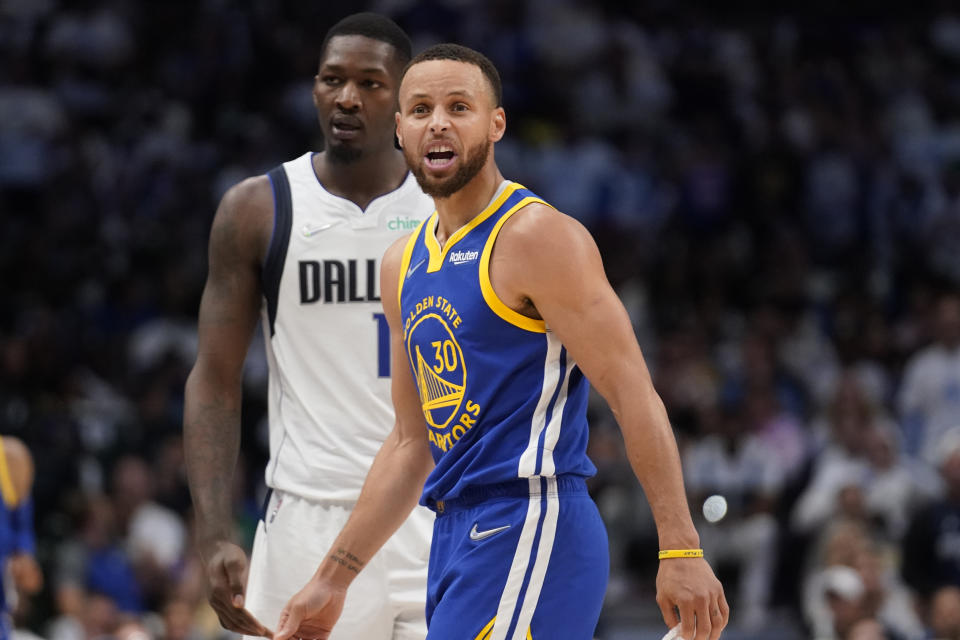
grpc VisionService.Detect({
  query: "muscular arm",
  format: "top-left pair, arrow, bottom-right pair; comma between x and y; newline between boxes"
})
492,205 -> 727,640
274,236 -> 434,640
183,176 -> 272,635
493,206 -> 696,545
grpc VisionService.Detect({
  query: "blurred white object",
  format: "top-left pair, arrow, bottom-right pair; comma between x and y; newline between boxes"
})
821,564 -> 866,601
661,624 -> 685,640
703,494 -> 728,523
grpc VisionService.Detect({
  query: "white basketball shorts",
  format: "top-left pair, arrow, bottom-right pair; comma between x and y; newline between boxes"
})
244,490 -> 433,640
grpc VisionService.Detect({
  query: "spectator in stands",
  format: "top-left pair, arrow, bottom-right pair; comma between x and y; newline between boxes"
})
902,427 -> 960,600
52,494 -> 143,621
111,455 -> 186,609
852,540 -> 924,640
898,292 -> 960,464
848,618 -> 897,640
927,585 -> 960,640
814,565 -> 872,640
860,422 -> 940,541
793,373 -> 938,542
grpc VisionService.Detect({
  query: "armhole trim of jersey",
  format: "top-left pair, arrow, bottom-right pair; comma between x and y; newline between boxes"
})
0,438 -> 18,508
397,217 -> 429,314
263,166 -> 293,337
479,197 -> 550,333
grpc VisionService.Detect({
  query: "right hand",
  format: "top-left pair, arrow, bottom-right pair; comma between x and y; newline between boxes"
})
202,540 -> 271,637
656,557 -> 728,640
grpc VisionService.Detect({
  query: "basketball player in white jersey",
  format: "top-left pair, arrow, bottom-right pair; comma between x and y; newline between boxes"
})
183,13 -> 434,640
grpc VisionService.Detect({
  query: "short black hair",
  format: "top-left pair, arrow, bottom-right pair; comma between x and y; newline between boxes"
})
403,43 -> 502,107
319,12 -> 412,68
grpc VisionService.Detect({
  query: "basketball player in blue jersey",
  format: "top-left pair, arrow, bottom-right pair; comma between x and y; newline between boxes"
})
0,436 -> 43,638
274,44 -> 729,640
183,13 -> 434,640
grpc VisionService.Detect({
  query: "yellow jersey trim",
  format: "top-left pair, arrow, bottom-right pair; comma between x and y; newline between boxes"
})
397,218 -> 430,314
474,617 -> 532,640
425,182 -> 523,273
479,197 -> 551,333
0,438 -> 18,508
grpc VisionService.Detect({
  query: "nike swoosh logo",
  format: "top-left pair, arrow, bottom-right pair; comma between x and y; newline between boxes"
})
469,523 -> 511,541
406,258 -> 426,278
302,222 -> 335,237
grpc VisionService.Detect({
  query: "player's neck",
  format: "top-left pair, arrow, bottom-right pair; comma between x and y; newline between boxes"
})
313,149 -> 409,211
434,163 -> 505,244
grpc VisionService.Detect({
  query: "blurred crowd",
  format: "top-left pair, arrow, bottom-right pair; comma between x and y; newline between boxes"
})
3,1 -> 960,639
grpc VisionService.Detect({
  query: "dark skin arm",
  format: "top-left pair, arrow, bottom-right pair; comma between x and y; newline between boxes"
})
183,176 -> 273,637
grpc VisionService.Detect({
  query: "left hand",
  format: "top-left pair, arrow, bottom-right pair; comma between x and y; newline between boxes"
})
274,577 -> 347,640
656,557 -> 729,640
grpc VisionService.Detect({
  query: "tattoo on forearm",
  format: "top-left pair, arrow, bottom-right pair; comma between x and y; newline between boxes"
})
330,548 -> 365,574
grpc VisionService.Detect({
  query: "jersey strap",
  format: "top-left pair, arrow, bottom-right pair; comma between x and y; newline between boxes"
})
478,194 -> 551,332
263,165 -> 294,336
0,438 -> 18,508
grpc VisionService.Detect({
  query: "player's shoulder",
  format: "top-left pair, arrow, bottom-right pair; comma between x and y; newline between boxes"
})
218,174 -> 274,220
499,199 -> 595,255
1,437 -> 32,467
210,174 -> 276,260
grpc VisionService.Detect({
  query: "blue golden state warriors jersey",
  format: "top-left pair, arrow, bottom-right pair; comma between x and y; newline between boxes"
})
397,181 -> 597,507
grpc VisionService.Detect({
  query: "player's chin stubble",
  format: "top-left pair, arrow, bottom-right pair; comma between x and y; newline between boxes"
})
328,142 -> 363,164
408,140 -> 490,199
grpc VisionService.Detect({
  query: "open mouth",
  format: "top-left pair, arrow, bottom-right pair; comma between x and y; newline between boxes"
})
425,143 -> 457,170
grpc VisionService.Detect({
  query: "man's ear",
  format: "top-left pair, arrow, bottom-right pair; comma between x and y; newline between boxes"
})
312,75 -> 321,108
395,112 -> 404,149
490,107 -> 506,142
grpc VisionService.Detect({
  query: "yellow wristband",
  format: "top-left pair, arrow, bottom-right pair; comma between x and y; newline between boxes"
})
659,549 -> 704,560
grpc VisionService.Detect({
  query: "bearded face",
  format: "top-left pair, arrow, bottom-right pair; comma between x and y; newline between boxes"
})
405,138 -> 490,198
396,59 -> 506,200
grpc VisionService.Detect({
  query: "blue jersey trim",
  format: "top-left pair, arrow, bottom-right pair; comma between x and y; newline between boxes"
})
263,166 -> 292,336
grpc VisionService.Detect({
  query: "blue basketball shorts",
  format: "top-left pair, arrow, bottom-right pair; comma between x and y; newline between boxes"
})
425,475 -> 609,640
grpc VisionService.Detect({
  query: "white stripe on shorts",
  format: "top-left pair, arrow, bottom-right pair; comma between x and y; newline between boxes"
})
509,476 -> 558,640
490,477 -> 559,640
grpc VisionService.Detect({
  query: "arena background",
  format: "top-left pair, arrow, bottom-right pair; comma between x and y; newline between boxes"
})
3,1 -> 960,639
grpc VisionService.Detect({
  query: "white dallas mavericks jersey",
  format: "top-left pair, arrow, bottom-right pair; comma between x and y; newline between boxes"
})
260,152 -> 433,502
